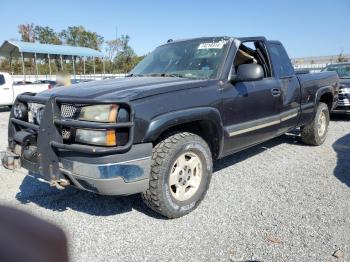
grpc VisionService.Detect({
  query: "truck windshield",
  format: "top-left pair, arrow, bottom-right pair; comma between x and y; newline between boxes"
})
130,38 -> 230,79
322,64 -> 350,78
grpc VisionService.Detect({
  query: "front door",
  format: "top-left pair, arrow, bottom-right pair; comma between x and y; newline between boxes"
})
222,78 -> 281,154
221,39 -> 282,155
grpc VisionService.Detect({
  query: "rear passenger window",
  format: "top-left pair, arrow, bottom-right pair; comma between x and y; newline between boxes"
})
269,43 -> 295,78
0,75 -> 5,85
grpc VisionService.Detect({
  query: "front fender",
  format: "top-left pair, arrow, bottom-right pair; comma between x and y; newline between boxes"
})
143,106 -> 224,150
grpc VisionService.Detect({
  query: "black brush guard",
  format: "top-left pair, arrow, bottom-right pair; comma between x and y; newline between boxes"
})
8,93 -> 134,181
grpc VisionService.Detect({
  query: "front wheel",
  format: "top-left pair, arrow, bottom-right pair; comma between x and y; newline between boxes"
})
301,102 -> 330,146
141,132 -> 212,218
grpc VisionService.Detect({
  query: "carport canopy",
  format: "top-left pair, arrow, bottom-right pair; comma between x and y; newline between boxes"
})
0,40 -> 104,59
0,40 -> 105,78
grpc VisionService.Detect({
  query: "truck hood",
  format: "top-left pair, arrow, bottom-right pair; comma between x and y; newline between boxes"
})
37,77 -> 208,101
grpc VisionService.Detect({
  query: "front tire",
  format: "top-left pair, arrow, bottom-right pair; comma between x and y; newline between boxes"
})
141,132 -> 212,218
301,102 -> 330,146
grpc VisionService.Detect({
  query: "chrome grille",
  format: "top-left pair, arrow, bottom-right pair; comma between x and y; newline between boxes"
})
338,90 -> 350,106
338,98 -> 350,106
60,104 -> 84,140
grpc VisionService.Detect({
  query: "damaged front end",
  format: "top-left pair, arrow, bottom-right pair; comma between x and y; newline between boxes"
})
2,93 -> 150,195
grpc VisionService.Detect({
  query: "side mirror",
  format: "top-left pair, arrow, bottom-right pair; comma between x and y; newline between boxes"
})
230,64 -> 264,83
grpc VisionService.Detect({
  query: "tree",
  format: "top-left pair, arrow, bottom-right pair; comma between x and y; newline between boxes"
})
114,35 -> 140,72
337,48 -> 348,63
105,39 -> 122,61
33,26 -> 61,45
59,26 -> 104,50
18,23 -> 35,42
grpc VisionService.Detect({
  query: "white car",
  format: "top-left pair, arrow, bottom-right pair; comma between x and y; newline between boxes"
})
0,72 -> 50,107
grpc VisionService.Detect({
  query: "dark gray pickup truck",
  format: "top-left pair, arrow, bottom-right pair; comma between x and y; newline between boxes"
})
2,36 -> 339,218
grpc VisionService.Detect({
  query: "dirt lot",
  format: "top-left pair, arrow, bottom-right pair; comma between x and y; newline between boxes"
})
0,108 -> 349,262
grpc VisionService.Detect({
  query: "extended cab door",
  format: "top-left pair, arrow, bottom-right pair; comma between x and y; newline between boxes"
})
221,39 -> 282,155
267,41 -> 301,134
0,73 -> 14,106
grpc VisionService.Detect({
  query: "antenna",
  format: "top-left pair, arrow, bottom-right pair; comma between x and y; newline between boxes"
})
115,26 -> 118,40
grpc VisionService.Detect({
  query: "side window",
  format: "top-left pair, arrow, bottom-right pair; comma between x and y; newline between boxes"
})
269,43 -> 294,78
233,41 -> 272,78
0,75 -> 5,85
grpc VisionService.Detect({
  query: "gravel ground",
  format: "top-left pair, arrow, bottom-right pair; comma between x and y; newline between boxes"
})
0,108 -> 349,262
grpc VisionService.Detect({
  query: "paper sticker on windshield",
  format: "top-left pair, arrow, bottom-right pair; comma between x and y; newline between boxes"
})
198,40 -> 226,49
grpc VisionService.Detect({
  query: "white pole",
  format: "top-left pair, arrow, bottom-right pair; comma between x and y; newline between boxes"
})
60,55 -> 63,71
83,57 -> 86,79
93,57 -> 96,79
21,52 -> 25,81
102,57 -> 105,76
34,53 -> 38,80
72,55 -> 76,79
48,54 -> 52,79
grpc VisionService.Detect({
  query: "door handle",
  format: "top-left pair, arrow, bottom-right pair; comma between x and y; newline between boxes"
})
271,88 -> 281,97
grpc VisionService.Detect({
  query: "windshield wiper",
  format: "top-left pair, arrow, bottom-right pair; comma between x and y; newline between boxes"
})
162,73 -> 185,78
126,73 -> 145,77
127,72 -> 188,78
139,73 -> 186,78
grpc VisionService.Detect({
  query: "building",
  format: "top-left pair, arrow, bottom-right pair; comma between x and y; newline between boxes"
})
291,54 -> 350,72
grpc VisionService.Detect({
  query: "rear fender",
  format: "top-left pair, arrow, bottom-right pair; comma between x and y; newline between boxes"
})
315,86 -> 333,106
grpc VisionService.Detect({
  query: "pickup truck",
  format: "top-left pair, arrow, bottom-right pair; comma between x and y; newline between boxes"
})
2,36 -> 339,218
0,72 -> 50,107
321,62 -> 350,115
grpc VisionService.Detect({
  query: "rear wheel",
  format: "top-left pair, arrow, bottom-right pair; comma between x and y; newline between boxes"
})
301,102 -> 330,146
141,132 -> 212,218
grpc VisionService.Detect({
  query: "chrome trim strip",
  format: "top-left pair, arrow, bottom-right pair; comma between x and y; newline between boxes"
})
281,112 -> 298,122
228,108 -> 299,137
229,119 -> 280,136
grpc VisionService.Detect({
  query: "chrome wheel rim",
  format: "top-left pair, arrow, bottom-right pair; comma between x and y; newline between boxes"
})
318,111 -> 327,137
168,152 -> 202,202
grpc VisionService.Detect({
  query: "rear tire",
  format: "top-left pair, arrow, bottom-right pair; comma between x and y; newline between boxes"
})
141,132 -> 212,218
301,102 -> 329,146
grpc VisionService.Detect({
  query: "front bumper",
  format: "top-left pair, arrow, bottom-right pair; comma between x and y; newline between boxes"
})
332,106 -> 350,115
60,143 -> 152,195
3,143 -> 152,195
3,93 -> 152,196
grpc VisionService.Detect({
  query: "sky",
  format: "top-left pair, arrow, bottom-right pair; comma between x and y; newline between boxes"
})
0,0 -> 349,58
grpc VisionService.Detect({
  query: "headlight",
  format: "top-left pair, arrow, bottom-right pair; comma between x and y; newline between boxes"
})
75,104 -> 125,146
79,104 -> 118,122
75,129 -> 116,146
13,103 -> 28,120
